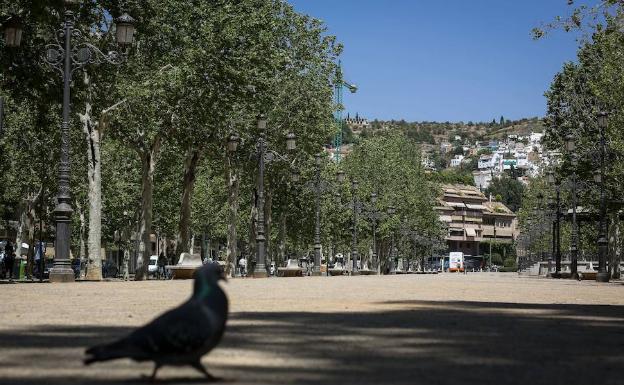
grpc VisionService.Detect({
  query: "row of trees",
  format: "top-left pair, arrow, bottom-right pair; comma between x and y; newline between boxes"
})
523,0 -> 624,276
0,1 -> 443,280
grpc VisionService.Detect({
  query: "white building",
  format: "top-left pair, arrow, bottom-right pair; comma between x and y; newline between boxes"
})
478,154 -> 494,170
450,155 -> 465,168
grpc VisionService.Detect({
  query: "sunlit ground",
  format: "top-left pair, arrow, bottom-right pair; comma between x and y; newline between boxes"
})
1,273 -> 623,385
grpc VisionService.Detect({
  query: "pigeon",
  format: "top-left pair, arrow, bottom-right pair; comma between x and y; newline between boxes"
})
84,262 -> 228,382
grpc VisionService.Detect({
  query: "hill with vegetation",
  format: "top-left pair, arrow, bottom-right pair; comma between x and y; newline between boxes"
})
345,116 -> 545,146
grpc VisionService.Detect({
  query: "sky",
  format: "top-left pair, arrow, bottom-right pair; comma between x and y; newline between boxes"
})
288,0 -> 590,123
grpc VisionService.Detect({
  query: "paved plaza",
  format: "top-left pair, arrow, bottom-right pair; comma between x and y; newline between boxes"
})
1,273 -> 623,385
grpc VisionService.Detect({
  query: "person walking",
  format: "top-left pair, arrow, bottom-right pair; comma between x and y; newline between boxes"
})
157,252 -> 166,280
239,256 -> 247,278
4,241 -> 15,282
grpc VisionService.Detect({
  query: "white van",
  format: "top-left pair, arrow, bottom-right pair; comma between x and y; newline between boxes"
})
448,252 -> 464,272
148,255 -> 159,275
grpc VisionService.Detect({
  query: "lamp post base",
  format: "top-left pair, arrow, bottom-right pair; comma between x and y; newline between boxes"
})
596,271 -> 610,283
253,264 -> 268,278
253,270 -> 268,278
312,267 -> 322,276
49,267 -> 75,283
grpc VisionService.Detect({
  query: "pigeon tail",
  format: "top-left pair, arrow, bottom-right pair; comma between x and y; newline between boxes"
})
84,339 -> 142,365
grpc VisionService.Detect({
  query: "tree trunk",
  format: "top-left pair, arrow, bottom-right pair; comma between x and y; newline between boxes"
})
77,201 -> 87,278
176,148 -> 201,257
15,205 -> 26,258
225,154 -> 239,277
248,189 -> 258,272
611,212 -> 621,279
16,190 -> 40,267
135,138 -> 161,281
278,211 -> 286,266
81,99 -> 103,281
265,189 -> 272,266
79,73 -> 126,281
25,199 -> 36,279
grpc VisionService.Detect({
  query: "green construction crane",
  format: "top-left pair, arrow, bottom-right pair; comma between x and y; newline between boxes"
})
333,62 -> 357,161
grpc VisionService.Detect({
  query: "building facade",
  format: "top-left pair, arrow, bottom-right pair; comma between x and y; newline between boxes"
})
435,184 -> 517,256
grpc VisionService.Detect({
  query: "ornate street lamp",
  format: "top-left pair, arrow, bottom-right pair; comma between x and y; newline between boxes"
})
565,134 -> 576,152
359,192 -> 382,274
387,206 -> 398,273
286,132 -> 296,152
351,179 -> 360,275
254,114 -> 269,278
596,112 -> 609,282
227,132 -> 240,153
252,115 -> 297,277
547,170 -> 562,278
115,13 -> 137,46
0,97 -> 4,138
6,2 -> 137,282
291,169 -> 300,183
336,170 -> 346,183
566,133 -> 579,279
3,16 -> 23,48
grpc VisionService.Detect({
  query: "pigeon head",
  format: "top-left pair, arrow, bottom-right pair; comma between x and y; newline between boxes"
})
194,262 -> 226,299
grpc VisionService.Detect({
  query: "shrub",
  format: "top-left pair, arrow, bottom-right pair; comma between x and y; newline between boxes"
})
503,257 -> 516,268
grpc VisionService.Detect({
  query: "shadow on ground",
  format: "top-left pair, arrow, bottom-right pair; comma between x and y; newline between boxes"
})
1,301 -> 623,385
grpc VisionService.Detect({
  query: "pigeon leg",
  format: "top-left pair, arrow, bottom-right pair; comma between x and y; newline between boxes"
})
191,361 -> 219,382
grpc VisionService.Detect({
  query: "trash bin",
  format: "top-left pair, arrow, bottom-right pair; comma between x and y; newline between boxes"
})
19,259 -> 26,279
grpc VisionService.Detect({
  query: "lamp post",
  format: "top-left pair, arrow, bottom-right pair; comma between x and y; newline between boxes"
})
387,206 -> 397,273
226,131 -> 240,277
306,154 -> 344,276
547,171 -> 562,278
255,115 -> 269,278
252,115 -> 296,278
358,192 -> 384,274
596,112 -> 610,282
351,179 -> 360,275
3,3 -> 136,282
566,134 -> 579,279
313,154 -> 323,276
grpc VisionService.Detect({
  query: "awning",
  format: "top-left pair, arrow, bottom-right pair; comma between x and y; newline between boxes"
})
466,228 -> 476,237
466,204 -> 487,210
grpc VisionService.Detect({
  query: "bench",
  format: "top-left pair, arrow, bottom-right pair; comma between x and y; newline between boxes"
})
277,259 -> 303,277
166,253 -> 203,279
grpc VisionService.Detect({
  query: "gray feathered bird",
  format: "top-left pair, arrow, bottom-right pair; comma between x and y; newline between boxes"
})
84,262 -> 228,382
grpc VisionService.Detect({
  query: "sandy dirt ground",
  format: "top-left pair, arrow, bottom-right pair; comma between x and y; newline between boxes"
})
1,273 -> 623,385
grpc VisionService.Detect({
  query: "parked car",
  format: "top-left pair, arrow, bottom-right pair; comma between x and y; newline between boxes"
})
148,255 -> 159,276
102,260 -> 119,278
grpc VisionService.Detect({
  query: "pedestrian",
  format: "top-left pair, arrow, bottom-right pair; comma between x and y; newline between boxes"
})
157,252 -> 166,280
4,241 -> 15,282
239,256 -> 247,278
34,241 -> 43,279
121,249 -> 130,281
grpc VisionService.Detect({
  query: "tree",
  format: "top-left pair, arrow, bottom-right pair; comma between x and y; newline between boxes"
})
485,176 -> 524,212
343,132 -> 443,272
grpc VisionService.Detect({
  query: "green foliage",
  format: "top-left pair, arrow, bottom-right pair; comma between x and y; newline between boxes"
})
485,176 -> 525,212
502,257 -> 517,271
343,132 -> 444,260
432,169 -> 475,186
